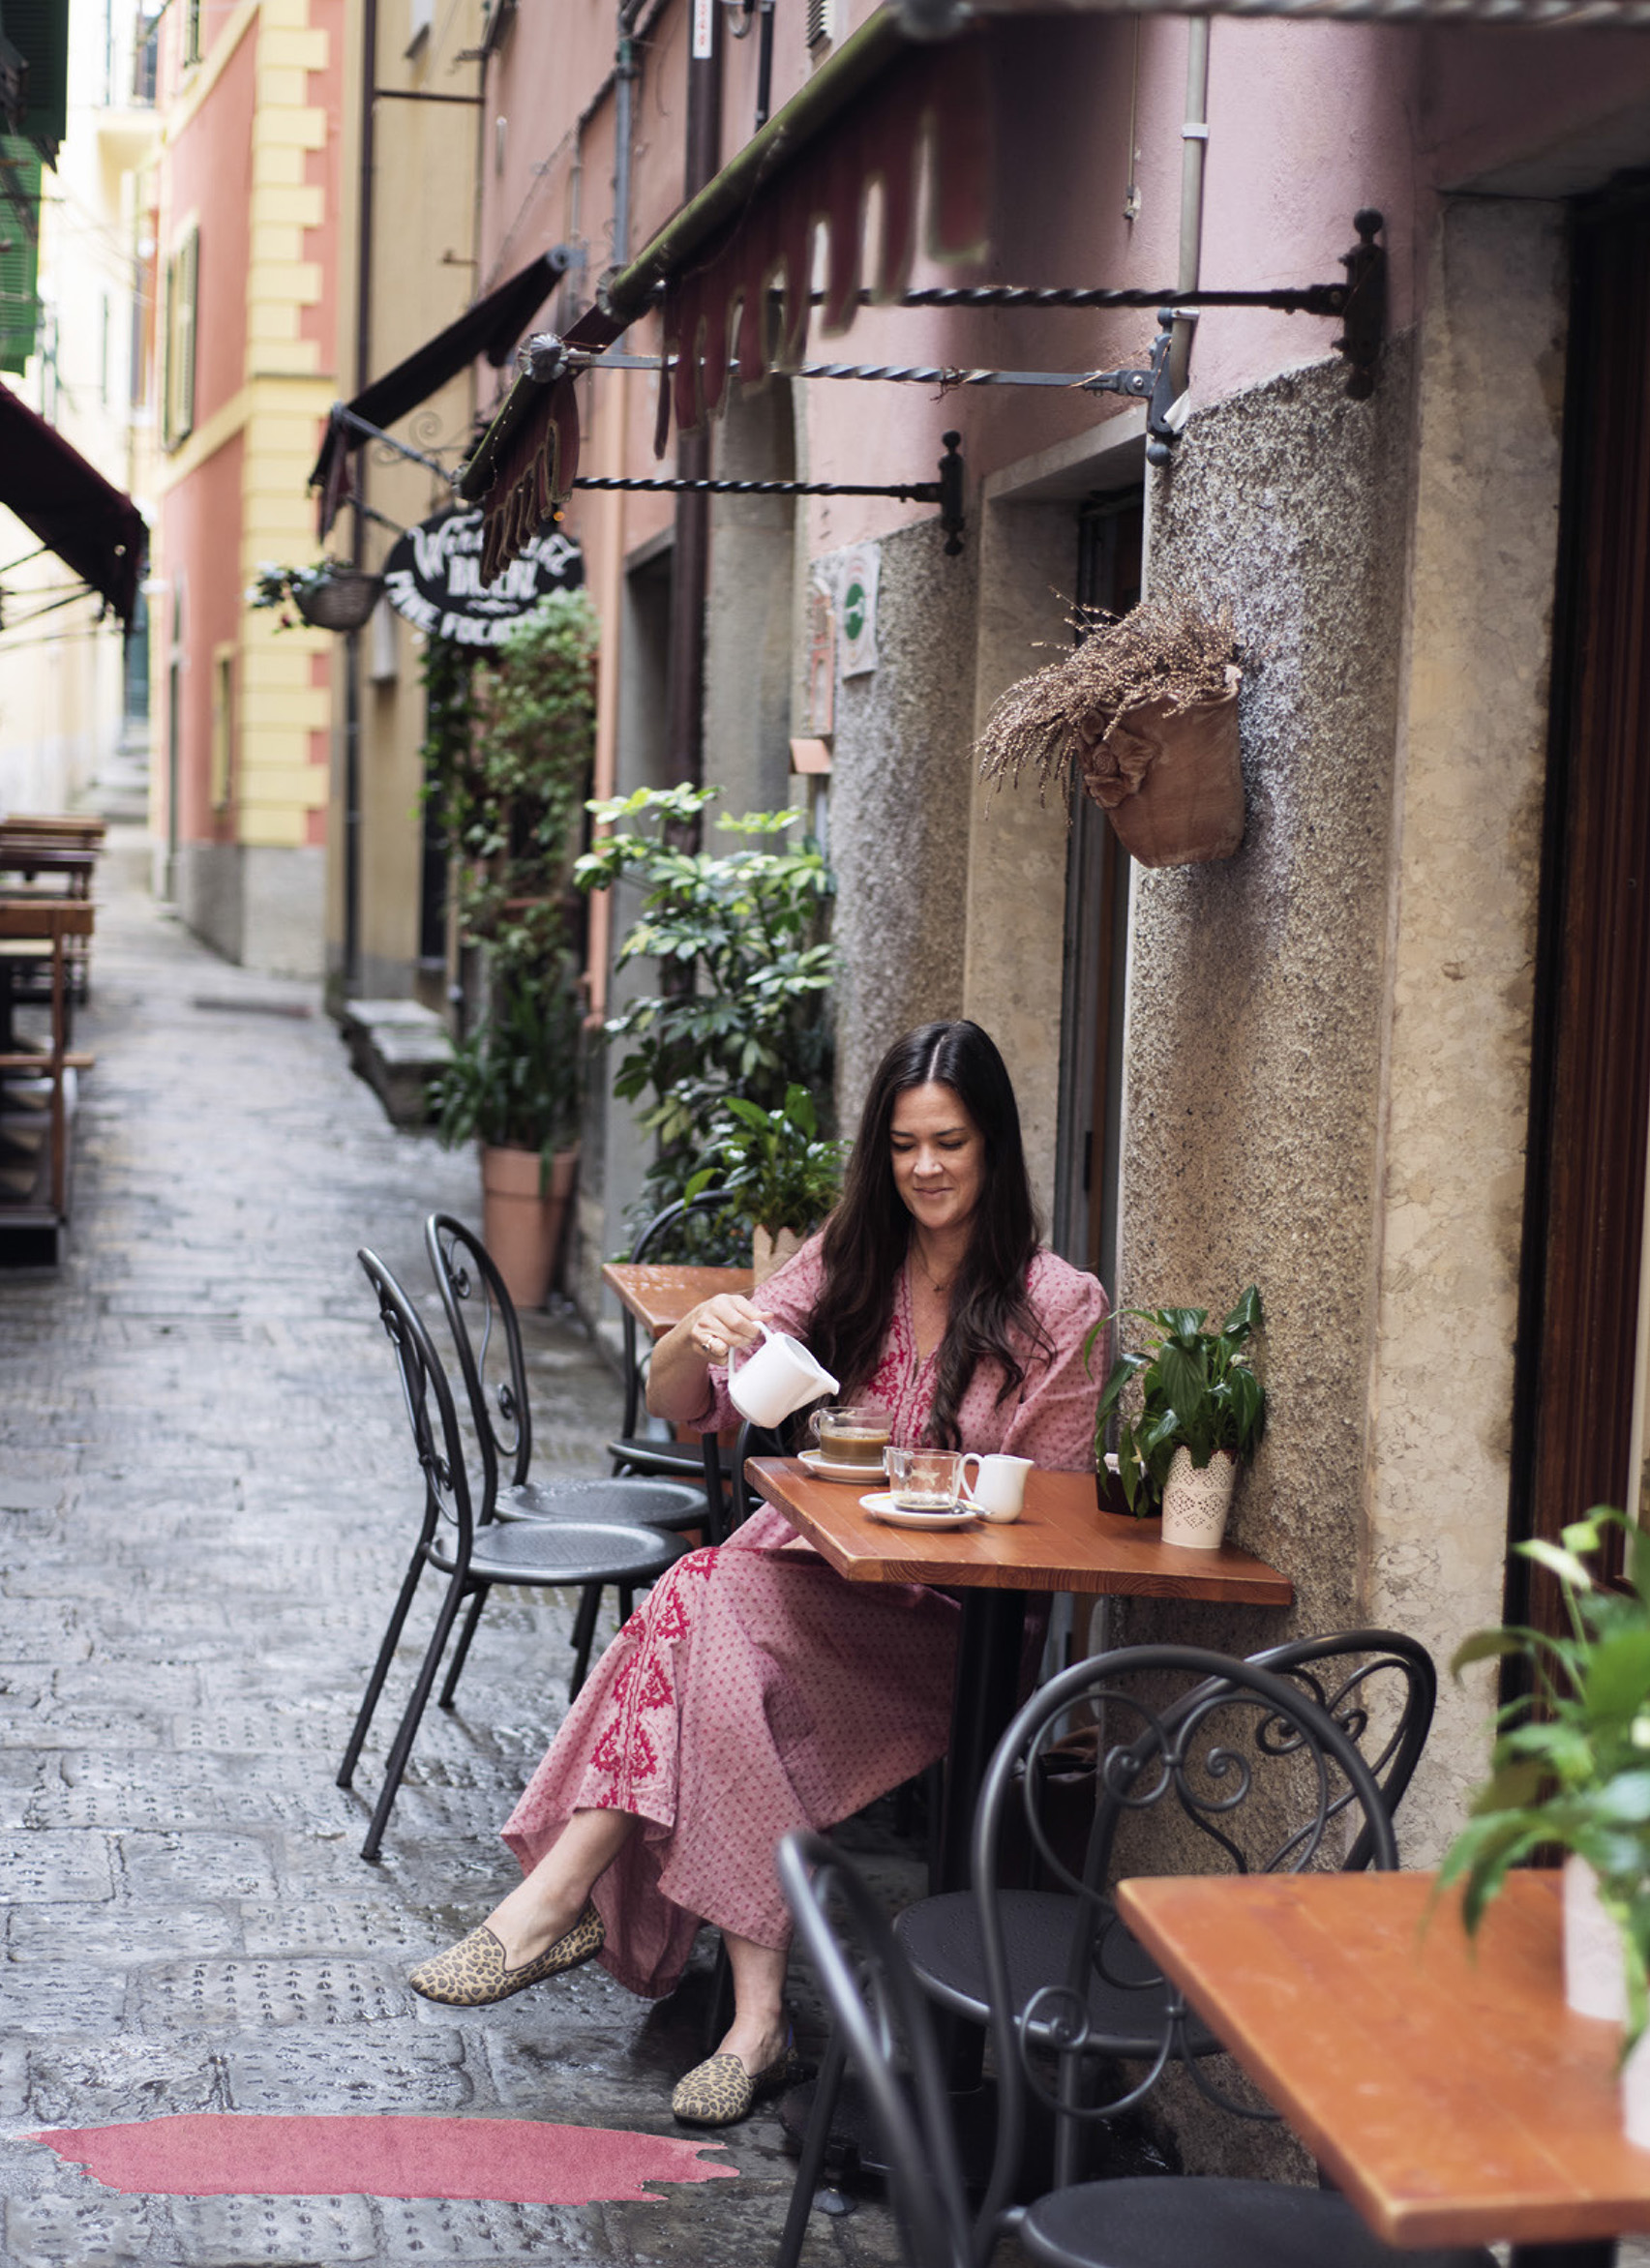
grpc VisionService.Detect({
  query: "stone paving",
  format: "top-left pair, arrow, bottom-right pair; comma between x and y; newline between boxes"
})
0,844 -> 912,2268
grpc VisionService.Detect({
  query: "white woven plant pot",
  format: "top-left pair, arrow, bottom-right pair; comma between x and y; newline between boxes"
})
1160,1447 -> 1237,1550
1564,1853 -> 1629,2022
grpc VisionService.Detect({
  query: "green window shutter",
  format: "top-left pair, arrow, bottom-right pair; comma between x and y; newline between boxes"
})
0,132 -> 40,373
163,219 -> 196,448
0,0 -> 69,164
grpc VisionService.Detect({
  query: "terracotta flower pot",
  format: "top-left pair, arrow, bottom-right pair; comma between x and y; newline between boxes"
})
480,1143 -> 578,1309
752,1225 -> 804,1287
1088,667 -> 1245,869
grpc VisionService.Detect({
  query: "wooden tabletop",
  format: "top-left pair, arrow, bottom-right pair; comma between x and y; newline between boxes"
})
0,901 -> 95,940
1116,1869 -> 1650,2250
746,1459 -> 1293,1602
601,1261 -> 754,1339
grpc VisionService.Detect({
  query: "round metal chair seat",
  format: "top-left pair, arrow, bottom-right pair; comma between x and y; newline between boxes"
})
496,1476 -> 707,1530
1023,2176 -> 1495,2268
895,1889 -> 1220,2059
429,1518 -> 689,1588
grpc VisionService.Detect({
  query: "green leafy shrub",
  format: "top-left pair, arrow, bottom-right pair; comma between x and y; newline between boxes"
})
1442,1506 -> 1650,2047
686,1086 -> 848,1238
575,784 -> 840,1206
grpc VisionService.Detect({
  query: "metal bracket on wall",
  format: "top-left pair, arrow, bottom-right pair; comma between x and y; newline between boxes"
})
568,432 -> 968,557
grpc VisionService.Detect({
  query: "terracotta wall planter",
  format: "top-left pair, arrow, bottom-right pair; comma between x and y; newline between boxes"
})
1088,667 -> 1245,869
481,1143 -> 578,1308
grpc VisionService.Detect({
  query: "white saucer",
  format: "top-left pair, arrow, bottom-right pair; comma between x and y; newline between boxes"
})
859,1491 -> 978,1530
799,1447 -> 887,1484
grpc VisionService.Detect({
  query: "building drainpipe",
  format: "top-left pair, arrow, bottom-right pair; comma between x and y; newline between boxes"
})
343,0 -> 378,996
1169,16 -> 1208,407
664,3 -> 720,809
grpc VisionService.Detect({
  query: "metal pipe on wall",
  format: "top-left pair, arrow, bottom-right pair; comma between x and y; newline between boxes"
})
664,3 -> 720,798
343,0 -> 379,995
1169,16 -> 1209,403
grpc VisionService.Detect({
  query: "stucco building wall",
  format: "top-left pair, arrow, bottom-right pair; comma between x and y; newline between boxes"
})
1113,339 -> 1416,1668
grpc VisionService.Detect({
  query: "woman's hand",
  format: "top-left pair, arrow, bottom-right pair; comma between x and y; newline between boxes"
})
645,1294 -> 766,1422
685,1294 -> 765,1365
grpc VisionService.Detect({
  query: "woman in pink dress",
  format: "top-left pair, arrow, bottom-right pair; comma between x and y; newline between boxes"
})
409,1021 -> 1107,2126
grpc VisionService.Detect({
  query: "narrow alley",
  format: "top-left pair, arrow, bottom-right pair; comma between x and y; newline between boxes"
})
0,843 -> 907,2268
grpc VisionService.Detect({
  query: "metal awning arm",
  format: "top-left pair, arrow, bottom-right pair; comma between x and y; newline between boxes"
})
322,404 -> 462,488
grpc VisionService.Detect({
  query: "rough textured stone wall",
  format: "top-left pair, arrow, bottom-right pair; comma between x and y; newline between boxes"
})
820,520 -> 980,1129
1116,343 -> 1417,1664
1365,198 -> 1566,1864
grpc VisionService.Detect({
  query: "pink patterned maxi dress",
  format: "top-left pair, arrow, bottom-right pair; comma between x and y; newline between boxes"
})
502,1238 -> 1107,1998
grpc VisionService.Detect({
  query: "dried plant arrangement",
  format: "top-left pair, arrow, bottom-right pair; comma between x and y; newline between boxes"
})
976,594 -> 1240,808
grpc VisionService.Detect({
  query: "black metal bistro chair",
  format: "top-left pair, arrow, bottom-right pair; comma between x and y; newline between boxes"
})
338,1248 -> 687,1863
778,1630 -> 1435,2263
426,1213 -> 708,1692
777,1818 -> 1493,2268
606,1190 -> 740,1482
778,1648 -> 1492,2268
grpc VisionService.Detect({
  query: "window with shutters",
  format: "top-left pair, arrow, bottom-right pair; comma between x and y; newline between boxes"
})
162,220 -> 197,449
0,134 -> 41,373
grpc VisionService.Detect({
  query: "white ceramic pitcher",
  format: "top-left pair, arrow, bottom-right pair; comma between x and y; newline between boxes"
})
728,1322 -> 839,1427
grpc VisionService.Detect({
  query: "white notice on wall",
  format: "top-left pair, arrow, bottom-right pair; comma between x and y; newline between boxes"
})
692,0 -> 714,57
834,544 -> 879,678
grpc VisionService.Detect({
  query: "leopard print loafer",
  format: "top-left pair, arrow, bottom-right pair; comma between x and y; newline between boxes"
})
408,1901 -> 605,2008
670,2039 -> 805,2128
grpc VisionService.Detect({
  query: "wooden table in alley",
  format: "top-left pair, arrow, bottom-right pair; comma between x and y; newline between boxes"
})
746,1457 -> 1292,1892
1117,1868 -> 1646,2268
600,1261 -> 754,1340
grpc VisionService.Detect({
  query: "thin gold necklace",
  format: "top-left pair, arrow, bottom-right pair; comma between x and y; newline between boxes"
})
912,1244 -> 956,1298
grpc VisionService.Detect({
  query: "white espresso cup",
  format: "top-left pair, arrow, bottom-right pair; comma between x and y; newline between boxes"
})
728,1322 -> 839,1427
960,1452 -> 1033,1523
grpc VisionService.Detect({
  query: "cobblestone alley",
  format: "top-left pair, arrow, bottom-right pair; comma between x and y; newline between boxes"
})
0,847 -> 908,2268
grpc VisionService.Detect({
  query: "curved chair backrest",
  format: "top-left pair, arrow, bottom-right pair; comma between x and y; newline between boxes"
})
425,1213 -> 527,1506
620,1190 -> 732,1438
1246,1628 -> 1435,1872
359,1246 -> 475,1560
778,1832 -> 973,2268
972,1644 -> 1398,2232
699,1417 -> 772,1544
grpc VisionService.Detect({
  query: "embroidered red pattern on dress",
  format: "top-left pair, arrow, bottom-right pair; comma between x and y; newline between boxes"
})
590,1550 -> 718,1806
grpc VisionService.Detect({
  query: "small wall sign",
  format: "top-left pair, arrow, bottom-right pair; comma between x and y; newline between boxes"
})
835,543 -> 879,678
382,506 -> 582,645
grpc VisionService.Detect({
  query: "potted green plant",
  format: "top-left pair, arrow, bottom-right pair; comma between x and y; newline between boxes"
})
247,558 -> 383,633
1440,1506 -> 1650,2137
685,1084 -> 849,1283
422,591 -> 598,1306
1088,1287 -> 1265,1547
975,594 -> 1244,868
575,784 -> 841,1218
431,955 -> 584,1308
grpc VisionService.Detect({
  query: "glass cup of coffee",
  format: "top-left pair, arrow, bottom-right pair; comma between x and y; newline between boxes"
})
810,1405 -> 891,1471
885,1446 -> 966,1512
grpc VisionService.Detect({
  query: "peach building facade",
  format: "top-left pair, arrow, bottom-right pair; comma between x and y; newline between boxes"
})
147,0 -> 345,971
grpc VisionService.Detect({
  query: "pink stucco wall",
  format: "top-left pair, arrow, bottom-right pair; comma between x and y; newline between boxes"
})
477,1 -> 1650,559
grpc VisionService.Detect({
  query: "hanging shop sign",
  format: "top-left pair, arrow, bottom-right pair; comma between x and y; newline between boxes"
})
382,506 -> 582,644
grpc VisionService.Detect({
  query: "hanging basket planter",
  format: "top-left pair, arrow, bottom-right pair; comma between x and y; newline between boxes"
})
292,567 -> 385,633
976,596 -> 1245,870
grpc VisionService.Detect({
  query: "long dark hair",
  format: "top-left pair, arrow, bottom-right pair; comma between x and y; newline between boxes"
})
810,1022 -> 1052,1448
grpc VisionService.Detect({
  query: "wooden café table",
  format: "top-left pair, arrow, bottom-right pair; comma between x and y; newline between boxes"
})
1117,1868 -> 1646,2268
746,1458 -> 1293,1895
599,1260 -> 753,1341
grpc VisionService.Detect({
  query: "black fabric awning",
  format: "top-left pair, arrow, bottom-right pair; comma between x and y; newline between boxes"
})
311,249 -> 570,535
0,381 -> 146,624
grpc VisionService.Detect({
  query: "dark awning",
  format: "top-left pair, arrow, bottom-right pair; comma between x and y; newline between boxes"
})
458,9 -> 989,579
311,248 -> 570,536
0,382 -> 146,624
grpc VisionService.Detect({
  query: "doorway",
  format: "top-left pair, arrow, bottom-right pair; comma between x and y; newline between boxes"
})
1051,489 -> 1143,1295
